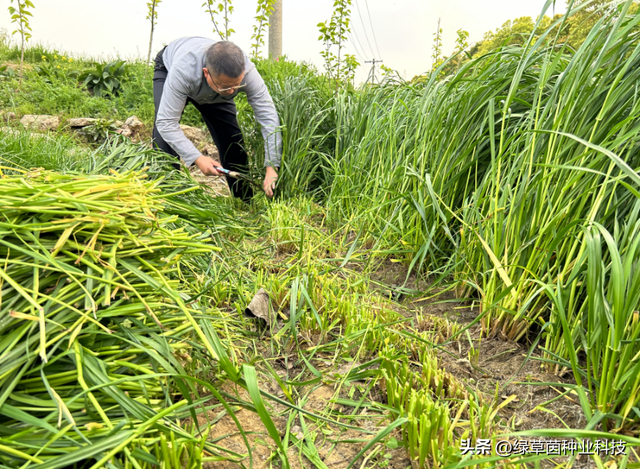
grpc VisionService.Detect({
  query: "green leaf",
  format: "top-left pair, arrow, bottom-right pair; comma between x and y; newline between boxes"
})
242,364 -> 287,462
386,437 -> 399,449
131,448 -> 159,465
346,418 -> 408,468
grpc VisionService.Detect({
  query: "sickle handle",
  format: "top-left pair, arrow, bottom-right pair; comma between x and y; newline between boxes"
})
216,167 -> 242,179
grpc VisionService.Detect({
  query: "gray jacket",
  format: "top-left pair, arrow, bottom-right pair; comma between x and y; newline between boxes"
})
156,37 -> 282,168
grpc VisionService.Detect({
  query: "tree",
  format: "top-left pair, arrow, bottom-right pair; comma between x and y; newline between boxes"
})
203,0 -> 235,41
146,0 -> 161,66
563,0 -> 609,48
251,0 -> 276,58
474,16 -> 536,57
8,0 -> 34,89
317,0 -> 359,87
437,28 -> 470,78
431,18 -> 443,71
454,28 -> 469,72
457,0 -> 638,70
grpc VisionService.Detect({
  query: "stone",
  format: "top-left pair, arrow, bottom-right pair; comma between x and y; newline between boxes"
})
20,115 -> 60,131
116,127 -> 133,138
66,117 -> 98,128
115,115 -> 145,140
0,111 -> 16,123
124,115 -> 144,131
0,127 -> 18,136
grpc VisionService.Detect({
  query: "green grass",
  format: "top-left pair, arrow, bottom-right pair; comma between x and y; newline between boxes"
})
0,38 -> 331,138
2,2 -> 640,466
0,39 -> 201,129
2,129 -> 640,467
0,127 -> 88,171
269,1 -> 640,417
0,166 -> 238,467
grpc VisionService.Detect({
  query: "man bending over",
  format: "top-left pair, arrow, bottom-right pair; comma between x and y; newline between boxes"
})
153,37 -> 281,199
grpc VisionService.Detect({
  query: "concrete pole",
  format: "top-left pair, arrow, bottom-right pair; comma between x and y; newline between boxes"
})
269,0 -> 282,59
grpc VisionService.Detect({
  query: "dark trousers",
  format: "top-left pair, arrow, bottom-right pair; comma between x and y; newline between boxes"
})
152,49 -> 253,200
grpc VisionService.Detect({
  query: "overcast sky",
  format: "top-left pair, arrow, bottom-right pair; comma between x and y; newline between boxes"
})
0,1 -> 566,83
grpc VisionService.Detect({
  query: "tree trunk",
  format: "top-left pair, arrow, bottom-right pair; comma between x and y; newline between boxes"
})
224,2 -> 229,39
147,23 -> 155,65
268,0 -> 282,59
146,2 -> 156,65
19,32 -> 24,89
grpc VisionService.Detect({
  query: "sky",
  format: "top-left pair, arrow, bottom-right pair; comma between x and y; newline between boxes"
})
0,0 -> 567,84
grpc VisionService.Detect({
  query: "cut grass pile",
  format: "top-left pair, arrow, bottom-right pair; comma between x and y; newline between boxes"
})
0,167 -> 243,467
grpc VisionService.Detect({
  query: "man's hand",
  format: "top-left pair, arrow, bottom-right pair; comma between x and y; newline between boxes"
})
195,156 -> 222,176
263,166 -> 278,198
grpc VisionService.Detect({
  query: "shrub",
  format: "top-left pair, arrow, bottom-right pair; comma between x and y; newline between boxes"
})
0,65 -> 15,79
79,59 -> 128,97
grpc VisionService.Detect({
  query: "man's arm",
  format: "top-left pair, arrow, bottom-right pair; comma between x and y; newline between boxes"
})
242,60 -> 283,169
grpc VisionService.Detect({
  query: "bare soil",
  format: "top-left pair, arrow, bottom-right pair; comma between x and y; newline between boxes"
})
185,143 -> 234,197
190,381 -> 410,469
190,165 -> 231,197
370,258 -> 588,433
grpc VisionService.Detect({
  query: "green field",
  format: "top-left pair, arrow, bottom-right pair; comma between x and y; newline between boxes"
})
1,2 -> 640,468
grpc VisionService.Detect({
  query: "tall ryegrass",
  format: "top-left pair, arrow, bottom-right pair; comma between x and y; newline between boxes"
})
268,0 -> 640,424
3,4 -> 640,461
238,58 -> 337,198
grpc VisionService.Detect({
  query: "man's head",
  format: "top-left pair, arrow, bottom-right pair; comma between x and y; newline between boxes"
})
203,41 -> 246,96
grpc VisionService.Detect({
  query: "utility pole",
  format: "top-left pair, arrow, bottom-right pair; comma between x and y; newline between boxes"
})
269,0 -> 282,59
364,58 -> 382,84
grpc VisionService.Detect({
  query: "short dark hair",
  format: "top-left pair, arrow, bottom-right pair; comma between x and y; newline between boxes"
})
205,41 -> 245,78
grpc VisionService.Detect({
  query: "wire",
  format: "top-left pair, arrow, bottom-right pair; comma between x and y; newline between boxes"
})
353,0 -> 377,58
363,0 -> 382,59
347,17 -> 368,60
347,19 -> 370,62
347,30 -> 368,63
